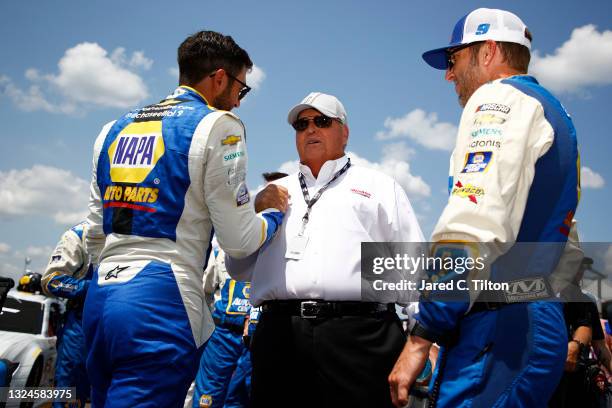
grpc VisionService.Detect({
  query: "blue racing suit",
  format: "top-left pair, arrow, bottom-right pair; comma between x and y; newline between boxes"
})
194,248 -> 251,408
83,86 -> 284,408
223,306 -> 259,408
42,222 -> 92,407
415,76 -> 580,407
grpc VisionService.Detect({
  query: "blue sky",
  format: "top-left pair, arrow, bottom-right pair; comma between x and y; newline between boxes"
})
0,0 -> 610,281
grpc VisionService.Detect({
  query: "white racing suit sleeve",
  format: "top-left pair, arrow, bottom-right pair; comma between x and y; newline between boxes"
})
417,80 -> 554,335
85,121 -> 115,265
42,228 -> 89,299
203,113 -> 283,259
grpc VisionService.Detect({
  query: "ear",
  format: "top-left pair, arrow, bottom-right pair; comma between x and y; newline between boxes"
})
211,68 -> 227,89
482,40 -> 497,66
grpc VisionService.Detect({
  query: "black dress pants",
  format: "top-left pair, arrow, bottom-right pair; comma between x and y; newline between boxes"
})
250,309 -> 406,408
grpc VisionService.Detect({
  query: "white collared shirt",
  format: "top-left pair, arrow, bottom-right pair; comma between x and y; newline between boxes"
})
228,155 -> 425,305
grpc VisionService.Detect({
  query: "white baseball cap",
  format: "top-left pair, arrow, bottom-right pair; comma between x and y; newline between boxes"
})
287,92 -> 348,125
422,8 -> 531,70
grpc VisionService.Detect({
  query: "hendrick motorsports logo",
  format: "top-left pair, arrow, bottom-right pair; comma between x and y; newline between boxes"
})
108,121 -> 165,183
504,278 -> 551,302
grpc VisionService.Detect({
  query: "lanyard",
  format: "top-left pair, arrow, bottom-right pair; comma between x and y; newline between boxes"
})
297,158 -> 351,235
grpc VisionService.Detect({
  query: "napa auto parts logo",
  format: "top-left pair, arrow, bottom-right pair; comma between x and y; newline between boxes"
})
108,121 -> 165,183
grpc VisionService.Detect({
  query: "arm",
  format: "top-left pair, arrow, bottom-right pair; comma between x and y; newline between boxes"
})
566,326 -> 591,372
41,228 -> 89,299
202,114 -> 286,259
85,121 -> 115,264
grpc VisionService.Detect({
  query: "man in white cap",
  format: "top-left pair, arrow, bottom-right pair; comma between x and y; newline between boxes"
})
389,8 -> 580,408
227,92 -> 425,407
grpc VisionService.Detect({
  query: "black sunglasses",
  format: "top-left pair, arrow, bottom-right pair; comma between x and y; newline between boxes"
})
292,115 -> 338,132
446,42 -> 482,69
209,70 -> 252,100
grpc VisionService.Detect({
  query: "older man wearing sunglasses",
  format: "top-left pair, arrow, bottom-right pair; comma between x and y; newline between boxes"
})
226,92 -> 425,408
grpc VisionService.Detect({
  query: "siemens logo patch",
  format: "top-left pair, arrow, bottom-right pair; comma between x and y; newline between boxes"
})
471,128 -> 502,137
224,151 -> 245,162
476,103 -> 510,114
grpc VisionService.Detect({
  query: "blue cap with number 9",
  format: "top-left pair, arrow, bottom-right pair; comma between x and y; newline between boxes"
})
422,8 -> 532,70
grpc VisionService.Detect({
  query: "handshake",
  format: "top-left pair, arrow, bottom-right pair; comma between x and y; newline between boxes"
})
254,184 -> 290,213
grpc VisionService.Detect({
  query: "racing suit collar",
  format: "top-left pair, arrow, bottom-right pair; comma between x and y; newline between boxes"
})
177,85 -> 211,106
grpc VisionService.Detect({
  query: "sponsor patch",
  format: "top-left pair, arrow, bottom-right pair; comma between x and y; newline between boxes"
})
473,113 -> 506,126
221,135 -> 242,146
504,278 -> 551,302
199,394 -> 213,408
469,139 -> 501,150
97,261 -> 150,285
103,186 -> 159,204
451,181 -> 484,204
51,255 -> 62,262
476,103 -> 510,114
461,151 -> 492,173
350,188 -> 372,198
226,167 -> 246,186
471,128 -> 502,138
236,183 -> 250,206
223,150 -> 245,163
108,121 -> 165,184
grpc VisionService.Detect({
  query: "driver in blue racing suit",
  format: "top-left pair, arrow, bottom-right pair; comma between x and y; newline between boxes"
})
193,246 -> 250,408
42,221 -> 92,407
83,30 -> 288,407
389,8 -> 580,407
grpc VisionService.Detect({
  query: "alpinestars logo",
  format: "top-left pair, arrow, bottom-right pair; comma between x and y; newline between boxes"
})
105,265 -> 129,280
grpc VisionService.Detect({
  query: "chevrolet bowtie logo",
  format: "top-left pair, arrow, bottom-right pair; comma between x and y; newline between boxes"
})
105,265 -> 129,280
221,135 -> 242,146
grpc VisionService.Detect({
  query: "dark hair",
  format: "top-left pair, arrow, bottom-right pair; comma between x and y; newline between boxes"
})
262,172 -> 288,182
178,30 -> 253,86
469,28 -> 532,73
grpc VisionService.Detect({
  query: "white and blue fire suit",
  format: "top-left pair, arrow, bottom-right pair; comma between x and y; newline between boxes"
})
42,222 -> 92,407
415,76 -> 580,407
193,248 -> 251,408
83,86 -> 283,408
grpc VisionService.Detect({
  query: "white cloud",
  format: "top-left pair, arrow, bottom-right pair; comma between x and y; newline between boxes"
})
582,166 -> 605,189
0,75 -> 75,114
530,25 -> 612,94
52,42 -> 149,108
1,42 -> 150,113
168,67 -> 180,79
247,64 -> 266,90
0,245 -> 54,282
277,142 -> 430,199
0,165 -> 89,225
111,48 -> 153,70
375,109 -> 457,151
0,243 -> 10,254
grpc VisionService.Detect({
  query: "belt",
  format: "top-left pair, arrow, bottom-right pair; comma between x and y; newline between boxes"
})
213,316 -> 244,335
261,300 -> 394,319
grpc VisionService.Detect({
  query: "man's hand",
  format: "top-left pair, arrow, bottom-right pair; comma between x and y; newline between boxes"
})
565,340 -> 580,372
255,184 -> 289,213
389,335 -> 432,407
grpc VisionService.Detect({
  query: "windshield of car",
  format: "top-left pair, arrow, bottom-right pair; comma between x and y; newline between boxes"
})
0,297 -> 44,335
